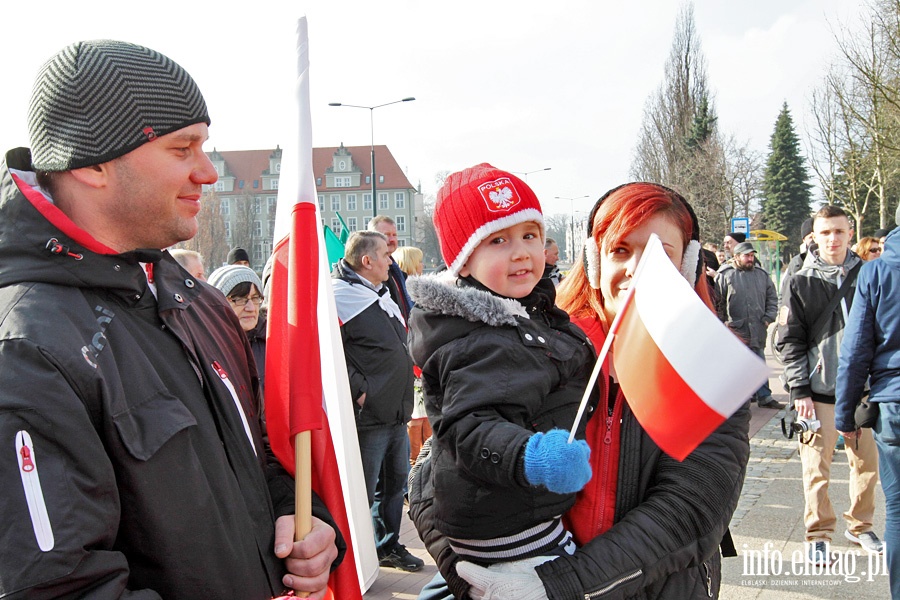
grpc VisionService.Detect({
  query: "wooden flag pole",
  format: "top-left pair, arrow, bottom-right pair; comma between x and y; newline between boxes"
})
295,430 -> 312,598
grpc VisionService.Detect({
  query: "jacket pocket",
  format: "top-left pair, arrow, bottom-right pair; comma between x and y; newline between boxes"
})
16,429 -> 54,551
112,391 -> 197,461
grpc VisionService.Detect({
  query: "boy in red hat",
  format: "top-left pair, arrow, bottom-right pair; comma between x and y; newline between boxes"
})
406,164 -> 596,573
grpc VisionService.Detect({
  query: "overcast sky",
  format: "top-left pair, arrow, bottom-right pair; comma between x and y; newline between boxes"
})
0,0 -> 860,218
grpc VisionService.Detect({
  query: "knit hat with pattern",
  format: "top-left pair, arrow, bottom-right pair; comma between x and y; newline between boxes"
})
433,163 -> 544,276
28,40 -> 210,171
207,265 -> 263,297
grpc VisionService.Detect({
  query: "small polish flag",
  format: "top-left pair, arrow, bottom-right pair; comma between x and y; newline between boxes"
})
614,234 -> 768,459
570,234 -> 768,461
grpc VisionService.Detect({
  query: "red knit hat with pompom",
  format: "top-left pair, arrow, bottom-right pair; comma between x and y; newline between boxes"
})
433,163 -> 544,275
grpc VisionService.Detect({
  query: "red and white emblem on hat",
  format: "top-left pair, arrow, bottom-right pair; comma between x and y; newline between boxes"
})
477,177 -> 520,213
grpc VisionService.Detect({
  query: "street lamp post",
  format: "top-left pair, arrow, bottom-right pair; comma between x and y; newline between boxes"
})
511,167 -> 552,181
555,195 -> 589,263
328,97 -> 416,220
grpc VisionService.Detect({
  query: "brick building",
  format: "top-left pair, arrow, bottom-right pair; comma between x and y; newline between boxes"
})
205,144 -> 422,271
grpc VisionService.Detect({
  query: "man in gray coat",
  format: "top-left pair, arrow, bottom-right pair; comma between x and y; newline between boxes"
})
716,242 -> 782,408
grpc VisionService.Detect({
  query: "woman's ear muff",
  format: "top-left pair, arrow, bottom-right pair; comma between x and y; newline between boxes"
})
585,236 -> 601,289
680,240 -> 702,286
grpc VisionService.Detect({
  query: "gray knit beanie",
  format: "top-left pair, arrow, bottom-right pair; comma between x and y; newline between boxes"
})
207,265 -> 263,297
28,40 -> 210,171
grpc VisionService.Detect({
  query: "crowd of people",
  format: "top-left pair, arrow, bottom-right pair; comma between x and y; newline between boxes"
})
2,36 -> 898,600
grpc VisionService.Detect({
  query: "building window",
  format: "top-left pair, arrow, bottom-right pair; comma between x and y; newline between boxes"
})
253,198 -> 262,214
316,177 -> 322,186
267,196 -> 277,214
396,215 -> 406,233
395,192 -> 406,209
331,194 -> 341,211
254,221 -> 262,237
220,198 -> 230,215
275,162 -> 281,173
346,194 -> 357,211
224,221 -> 231,239
214,181 -> 225,192
363,217 -> 372,230
365,175 -> 370,184
363,194 -> 372,211
268,220 -> 275,236
397,238 -> 406,247
379,175 -> 384,184
253,244 -> 264,262
331,218 -> 341,235
239,180 -> 245,189
378,193 -> 389,210
348,217 -> 358,232
318,195 -> 324,211
253,180 -> 259,189
334,176 -> 351,188
339,160 -> 346,171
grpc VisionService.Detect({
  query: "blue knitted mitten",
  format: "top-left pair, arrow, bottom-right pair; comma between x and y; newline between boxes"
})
523,429 -> 591,494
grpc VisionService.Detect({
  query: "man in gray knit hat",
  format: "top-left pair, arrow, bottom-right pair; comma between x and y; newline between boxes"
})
0,40 -> 343,599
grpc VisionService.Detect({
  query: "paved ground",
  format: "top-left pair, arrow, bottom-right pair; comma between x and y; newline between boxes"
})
364,352 -> 891,599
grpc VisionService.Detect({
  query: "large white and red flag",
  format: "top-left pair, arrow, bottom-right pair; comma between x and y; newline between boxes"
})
572,234 -> 769,461
265,17 -> 378,597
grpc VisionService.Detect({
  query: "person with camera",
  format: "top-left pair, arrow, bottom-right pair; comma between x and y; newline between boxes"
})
776,205 -> 882,566
835,205 -> 900,599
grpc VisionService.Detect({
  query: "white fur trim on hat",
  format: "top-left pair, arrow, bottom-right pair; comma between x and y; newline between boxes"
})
448,208 -> 544,276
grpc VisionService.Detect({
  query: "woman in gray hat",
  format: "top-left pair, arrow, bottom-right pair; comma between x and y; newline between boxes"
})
208,265 -> 267,392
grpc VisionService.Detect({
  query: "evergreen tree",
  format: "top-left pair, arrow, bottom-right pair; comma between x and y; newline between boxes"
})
684,95 -> 716,150
762,103 -> 812,259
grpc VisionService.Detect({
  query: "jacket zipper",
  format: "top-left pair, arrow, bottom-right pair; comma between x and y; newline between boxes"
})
594,385 -> 622,534
703,561 -> 713,597
212,361 -> 258,456
16,430 -> 55,551
585,569 -> 642,598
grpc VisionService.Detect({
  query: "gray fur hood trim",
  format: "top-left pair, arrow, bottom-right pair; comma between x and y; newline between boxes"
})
406,273 -> 529,327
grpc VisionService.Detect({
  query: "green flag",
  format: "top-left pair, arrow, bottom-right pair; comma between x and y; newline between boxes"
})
335,212 -> 350,244
324,225 -> 345,271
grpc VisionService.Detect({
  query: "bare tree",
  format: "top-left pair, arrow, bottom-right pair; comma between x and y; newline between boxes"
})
230,192 -> 260,260
722,139 -> 764,230
416,198 -> 442,268
829,1 -> 900,227
631,3 -> 709,187
629,3 -> 762,240
808,67 -> 878,240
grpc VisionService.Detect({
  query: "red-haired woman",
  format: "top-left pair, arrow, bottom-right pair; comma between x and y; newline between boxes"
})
411,183 -> 749,600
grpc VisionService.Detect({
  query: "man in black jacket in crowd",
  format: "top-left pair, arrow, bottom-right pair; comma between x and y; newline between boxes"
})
332,231 -> 422,572
0,40 -> 343,599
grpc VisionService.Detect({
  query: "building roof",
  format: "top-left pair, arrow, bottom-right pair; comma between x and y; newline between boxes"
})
209,145 -> 415,194
312,144 -> 414,191
209,148 -> 273,193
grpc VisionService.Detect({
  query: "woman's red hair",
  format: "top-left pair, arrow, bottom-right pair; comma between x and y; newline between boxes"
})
557,182 -> 713,327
